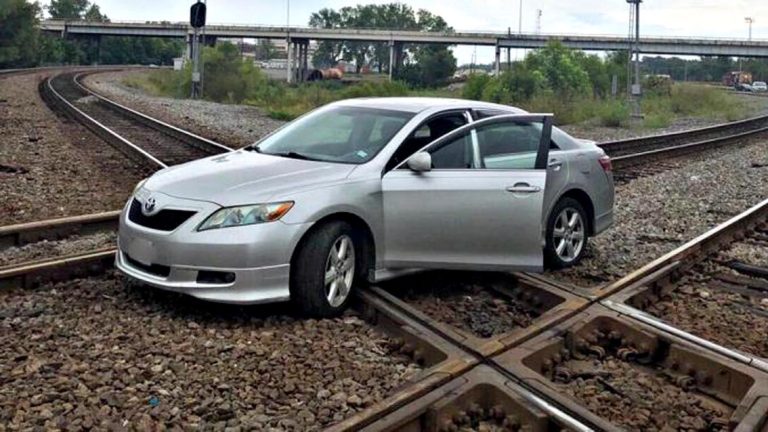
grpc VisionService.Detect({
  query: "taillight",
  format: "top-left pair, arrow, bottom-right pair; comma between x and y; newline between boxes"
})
598,155 -> 612,172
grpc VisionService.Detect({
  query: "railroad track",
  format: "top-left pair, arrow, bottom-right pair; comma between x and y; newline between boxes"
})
41,71 -> 232,168
2,195 -> 767,430
4,69 -> 768,430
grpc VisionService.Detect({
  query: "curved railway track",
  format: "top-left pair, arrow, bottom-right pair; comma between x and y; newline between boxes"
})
41,71 -> 232,168
3,68 -> 768,430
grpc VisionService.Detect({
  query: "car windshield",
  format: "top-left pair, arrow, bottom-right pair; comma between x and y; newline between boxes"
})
252,106 -> 414,164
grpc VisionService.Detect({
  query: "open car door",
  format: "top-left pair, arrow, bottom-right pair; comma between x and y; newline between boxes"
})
381,114 -> 554,272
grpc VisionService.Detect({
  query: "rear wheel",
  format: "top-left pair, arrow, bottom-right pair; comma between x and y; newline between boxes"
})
290,221 -> 365,317
545,198 -> 588,269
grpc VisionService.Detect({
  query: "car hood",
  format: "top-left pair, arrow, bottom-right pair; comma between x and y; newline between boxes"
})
143,150 -> 356,206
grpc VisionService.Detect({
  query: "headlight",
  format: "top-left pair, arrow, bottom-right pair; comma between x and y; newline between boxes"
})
197,202 -> 294,231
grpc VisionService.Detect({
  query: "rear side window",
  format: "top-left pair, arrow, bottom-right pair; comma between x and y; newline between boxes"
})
476,109 -> 561,150
477,122 -> 542,170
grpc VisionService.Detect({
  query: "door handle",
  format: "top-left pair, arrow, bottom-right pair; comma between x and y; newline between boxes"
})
506,183 -> 542,194
548,159 -> 563,171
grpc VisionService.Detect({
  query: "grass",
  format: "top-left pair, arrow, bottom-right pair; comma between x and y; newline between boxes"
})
126,69 -> 752,127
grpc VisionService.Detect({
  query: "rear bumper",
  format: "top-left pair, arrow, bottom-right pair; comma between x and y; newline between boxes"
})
594,209 -> 614,235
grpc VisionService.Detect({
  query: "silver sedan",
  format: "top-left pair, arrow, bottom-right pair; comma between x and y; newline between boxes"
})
116,98 -> 614,316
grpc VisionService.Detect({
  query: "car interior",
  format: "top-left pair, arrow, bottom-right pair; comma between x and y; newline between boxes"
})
386,113 -> 468,171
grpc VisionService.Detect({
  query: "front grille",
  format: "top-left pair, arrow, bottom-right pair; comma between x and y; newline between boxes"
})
128,199 -> 196,231
124,253 -> 171,278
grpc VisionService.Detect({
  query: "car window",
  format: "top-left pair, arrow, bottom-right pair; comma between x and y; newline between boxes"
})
476,109 -> 561,150
477,122 -> 542,170
429,132 -> 474,169
389,113 -> 468,171
254,106 -> 413,164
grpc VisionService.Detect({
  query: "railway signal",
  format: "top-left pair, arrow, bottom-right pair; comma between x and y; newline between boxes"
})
190,1 -> 206,99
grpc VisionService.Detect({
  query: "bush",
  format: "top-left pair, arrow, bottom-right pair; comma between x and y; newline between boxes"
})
462,74 -> 491,100
595,100 -> 630,127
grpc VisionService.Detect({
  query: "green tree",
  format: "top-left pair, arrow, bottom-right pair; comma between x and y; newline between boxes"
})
47,0 -> 89,19
83,3 -> 107,22
307,3 -> 456,85
0,0 -> 41,68
524,41 -> 590,98
254,39 -> 276,61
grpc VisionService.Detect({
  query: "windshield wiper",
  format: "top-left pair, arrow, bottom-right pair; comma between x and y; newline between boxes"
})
271,151 -> 318,161
244,145 -> 262,152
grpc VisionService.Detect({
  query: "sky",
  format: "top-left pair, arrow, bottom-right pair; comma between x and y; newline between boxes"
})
37,0 -> 768,64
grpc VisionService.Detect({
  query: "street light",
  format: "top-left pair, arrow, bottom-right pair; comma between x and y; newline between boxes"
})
745,17 -> 754,41
518,0 -> 523,34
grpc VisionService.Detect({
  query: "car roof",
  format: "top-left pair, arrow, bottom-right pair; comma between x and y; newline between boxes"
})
332,97 -> 526,114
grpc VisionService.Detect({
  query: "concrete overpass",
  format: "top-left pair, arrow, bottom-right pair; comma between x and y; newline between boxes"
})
41,20 -> 768,57
41,20 -> 768,81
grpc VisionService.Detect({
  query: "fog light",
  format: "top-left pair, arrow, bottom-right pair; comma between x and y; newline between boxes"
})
197,271 -> 236,284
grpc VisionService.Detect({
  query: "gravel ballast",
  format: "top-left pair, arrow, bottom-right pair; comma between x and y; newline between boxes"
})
0,72 -> 145,226
82,71 -> 286,148
556,356 -> 730,430
0,273 -> 422,430
546,138 -> 768,288
0,232 -> 116,267
383,272 -> 541,339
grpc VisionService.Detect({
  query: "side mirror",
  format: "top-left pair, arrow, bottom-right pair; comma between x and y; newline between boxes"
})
406,152 -> 432,172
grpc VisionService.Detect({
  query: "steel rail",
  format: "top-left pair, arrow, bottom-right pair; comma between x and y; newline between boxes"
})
72,72 -> 232,155
42,71 -> 233,170
0,210 -> 120,250
611,126 -> 768,171
42,76 -> 168,168
599,113 -> 768,157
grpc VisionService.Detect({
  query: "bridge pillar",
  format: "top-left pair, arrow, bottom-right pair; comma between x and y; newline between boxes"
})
184,34 -> 193,62
389,42 -> 403,81
494,43 -> 501,76
293,39 -> 309,82
286,37 -> 293,83
389,41 -> 395,81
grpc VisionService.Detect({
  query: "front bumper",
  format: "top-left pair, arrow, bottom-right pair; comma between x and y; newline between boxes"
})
115,192 -> 311,305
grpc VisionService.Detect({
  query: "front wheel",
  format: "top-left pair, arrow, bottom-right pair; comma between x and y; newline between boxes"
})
545,198 -> 588,269
290,221 -> 365,317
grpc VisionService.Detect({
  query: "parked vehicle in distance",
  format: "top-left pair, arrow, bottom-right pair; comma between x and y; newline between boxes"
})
752,81 -> 768,92
723,71 -> 753,87
117,98 -> 615,316
735,82 -> 754,92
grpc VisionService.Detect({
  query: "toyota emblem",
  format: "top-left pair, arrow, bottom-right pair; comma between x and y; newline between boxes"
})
143,197 -> 157,214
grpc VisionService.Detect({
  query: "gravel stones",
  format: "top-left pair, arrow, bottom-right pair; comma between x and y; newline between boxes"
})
546,138 -> 768,288
0,72 -> 145,226
386,272 -> 540,338
0,272 -> 422,430
0,232 -> 116,267
83,71 -> 286,148
645,274 -> 768,358
556,355 -> 730,430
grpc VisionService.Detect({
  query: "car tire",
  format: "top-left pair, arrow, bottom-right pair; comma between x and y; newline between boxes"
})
545,198 -> 589,269
290,221 -> 366,318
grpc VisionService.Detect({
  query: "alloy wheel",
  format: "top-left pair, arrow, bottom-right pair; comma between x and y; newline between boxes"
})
552,208 -> 585,263
324,235 -> 355,307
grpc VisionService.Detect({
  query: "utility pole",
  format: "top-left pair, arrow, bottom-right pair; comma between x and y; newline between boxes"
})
626,0 -> 642,121
746,17 -> 754,41
535,9 -> 542,34
286,0 -> 292,83
518,0 -> 523,34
